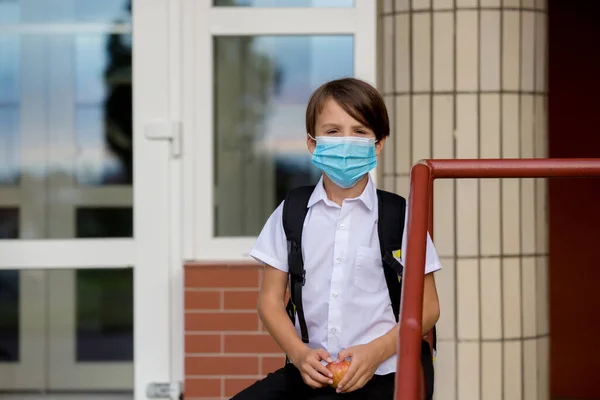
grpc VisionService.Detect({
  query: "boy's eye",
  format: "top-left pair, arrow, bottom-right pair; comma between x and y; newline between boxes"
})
356,130 -> 367,135
326,130 -> 338,135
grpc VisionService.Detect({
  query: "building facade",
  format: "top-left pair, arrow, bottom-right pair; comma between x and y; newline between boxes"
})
0,1 -> 557,400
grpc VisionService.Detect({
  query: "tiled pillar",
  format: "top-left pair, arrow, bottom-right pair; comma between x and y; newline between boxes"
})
377,1 -> 548,400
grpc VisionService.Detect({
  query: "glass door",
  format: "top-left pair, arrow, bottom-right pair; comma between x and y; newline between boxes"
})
0,0 -> 179,397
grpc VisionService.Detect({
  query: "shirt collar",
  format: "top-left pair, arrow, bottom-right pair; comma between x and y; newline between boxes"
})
307,174 -> 376,211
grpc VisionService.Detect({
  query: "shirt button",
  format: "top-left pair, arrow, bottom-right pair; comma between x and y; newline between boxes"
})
331,328 -> 337,334
339,223 -> 346,230
332,292 -> 338,298
335,258 -> 342,264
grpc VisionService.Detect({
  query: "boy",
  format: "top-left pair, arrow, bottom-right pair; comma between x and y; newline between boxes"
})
232,78 -> 442,399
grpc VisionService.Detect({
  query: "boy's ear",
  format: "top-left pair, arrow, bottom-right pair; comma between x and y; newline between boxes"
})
375,136 -> 386,157
307,134 -> 316,154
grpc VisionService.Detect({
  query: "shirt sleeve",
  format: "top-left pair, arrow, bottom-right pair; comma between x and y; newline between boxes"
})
249,201 -> 289,273
400,204 -> 443,275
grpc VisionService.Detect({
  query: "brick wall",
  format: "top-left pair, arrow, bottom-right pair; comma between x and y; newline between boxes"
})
184,263 -> 285,399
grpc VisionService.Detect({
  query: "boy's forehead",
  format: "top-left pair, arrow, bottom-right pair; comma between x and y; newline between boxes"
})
316,98 -> 361,124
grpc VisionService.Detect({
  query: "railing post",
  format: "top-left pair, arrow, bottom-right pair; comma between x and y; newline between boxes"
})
395,163 -> 432,400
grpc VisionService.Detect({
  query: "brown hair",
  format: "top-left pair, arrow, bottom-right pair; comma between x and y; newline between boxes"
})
305,77 -> 390,141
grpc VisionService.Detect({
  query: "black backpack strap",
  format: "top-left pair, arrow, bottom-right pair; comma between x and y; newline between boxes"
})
282,185 -> 315,344
376,189 -> 406,322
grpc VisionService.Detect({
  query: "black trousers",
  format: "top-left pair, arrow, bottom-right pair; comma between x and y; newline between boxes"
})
230,363 -> 395,400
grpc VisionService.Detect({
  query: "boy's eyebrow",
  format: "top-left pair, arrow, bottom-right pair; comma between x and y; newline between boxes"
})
321,123 -> 368,130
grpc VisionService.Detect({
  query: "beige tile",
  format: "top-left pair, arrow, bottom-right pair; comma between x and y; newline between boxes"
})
382,0 -> 394,13
503,0 -> 521,7
502,258 -> 522,338
521,178 -> 536,254
383,175 -> 396,193
520,95 -> 535,158
413,13 -> 432,92
480,11 -> 501,91
533,96 -> 546,157
481,258 -> 502,339
480,94 -> 501,158
536,0 -> 547,11
433,0 -> 454,9
536,13 -> 548,92
433,340 -> 456,400
502,11 -> 520,91
480,179 -> 501,256
535,177 -> 547,253
537,337 -> 550,400
412,94 -> 431,163
382,15 -> 395,94
395,175 -> 410,199
522,257 -> 537,337
536,256 -> 549,335
456,94 -> 478,158
457,259 -> 479,340
482,342 -> 502,400
523,339 -> 538,400
502,179 -> 521,255
433,179 -> 455,257
395,0 -> 410,12
436,257 -> 456,340
502,94 -> 520,158
456,11 -> 478,91
481,0 -> 501,6
394,14 -> 410,93
457,0 -> 477,7
521,11 -> 536,92
432,95 -> 454,159
395,95 -> 411,174
412,0 -> 431,10
458,342 -> 480,400
382,95 -> 396,175
433,12 -> 454,91
522,0 -> 535,7
457,179 -> 479,257
504,341 -> 523,400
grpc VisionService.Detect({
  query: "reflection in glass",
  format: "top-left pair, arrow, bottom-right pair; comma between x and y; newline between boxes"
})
213,35 -> 354,237
0,0 -> 131,24
76,268 -> 133,362
0,270 -> 19,362
214,0 -> 354,7
76,207 -> 133,238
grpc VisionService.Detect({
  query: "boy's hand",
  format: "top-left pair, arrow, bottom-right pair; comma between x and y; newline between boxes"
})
335,342 -> 383,393
291,347 -> 334,389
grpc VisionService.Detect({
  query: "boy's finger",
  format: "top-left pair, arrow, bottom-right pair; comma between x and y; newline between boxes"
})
315,348 -> 333,363
312,359 -> 334,378
308,361 -> 333,384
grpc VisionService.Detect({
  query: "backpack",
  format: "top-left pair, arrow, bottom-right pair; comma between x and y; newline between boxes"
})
282,185 -> 435,400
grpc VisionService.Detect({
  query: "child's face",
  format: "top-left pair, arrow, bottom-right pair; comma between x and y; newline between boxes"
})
307,98 -> 386,156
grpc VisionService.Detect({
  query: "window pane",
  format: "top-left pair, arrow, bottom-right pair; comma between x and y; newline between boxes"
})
0,270 -> 19,362
214,0 -> 353,6
0,208 -> 19,239
213,35 -> 354,237
76,207 -> 133,238
0,0 -> 131,24
76,268 -> 133,362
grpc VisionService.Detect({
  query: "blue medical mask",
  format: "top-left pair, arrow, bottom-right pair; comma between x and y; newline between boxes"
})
310,135 -> 378,189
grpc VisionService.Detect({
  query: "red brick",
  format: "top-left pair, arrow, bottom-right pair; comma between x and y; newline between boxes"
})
185,334 -> 221,353
224,378 -> 259,397
185,290 -> 221,310
186,355 -> 259,375
223,333 -> 281,354
186,266 -> 260,288
184,378 -> 221,397
224,291 -> 258,310
185,312 -> 258,332
261,355 -> 286,374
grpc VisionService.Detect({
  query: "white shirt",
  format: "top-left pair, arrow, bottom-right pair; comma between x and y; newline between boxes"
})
249,175 -> 442,375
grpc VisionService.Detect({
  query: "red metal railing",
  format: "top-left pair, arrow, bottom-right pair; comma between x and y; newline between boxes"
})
395,158 -> 600,400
